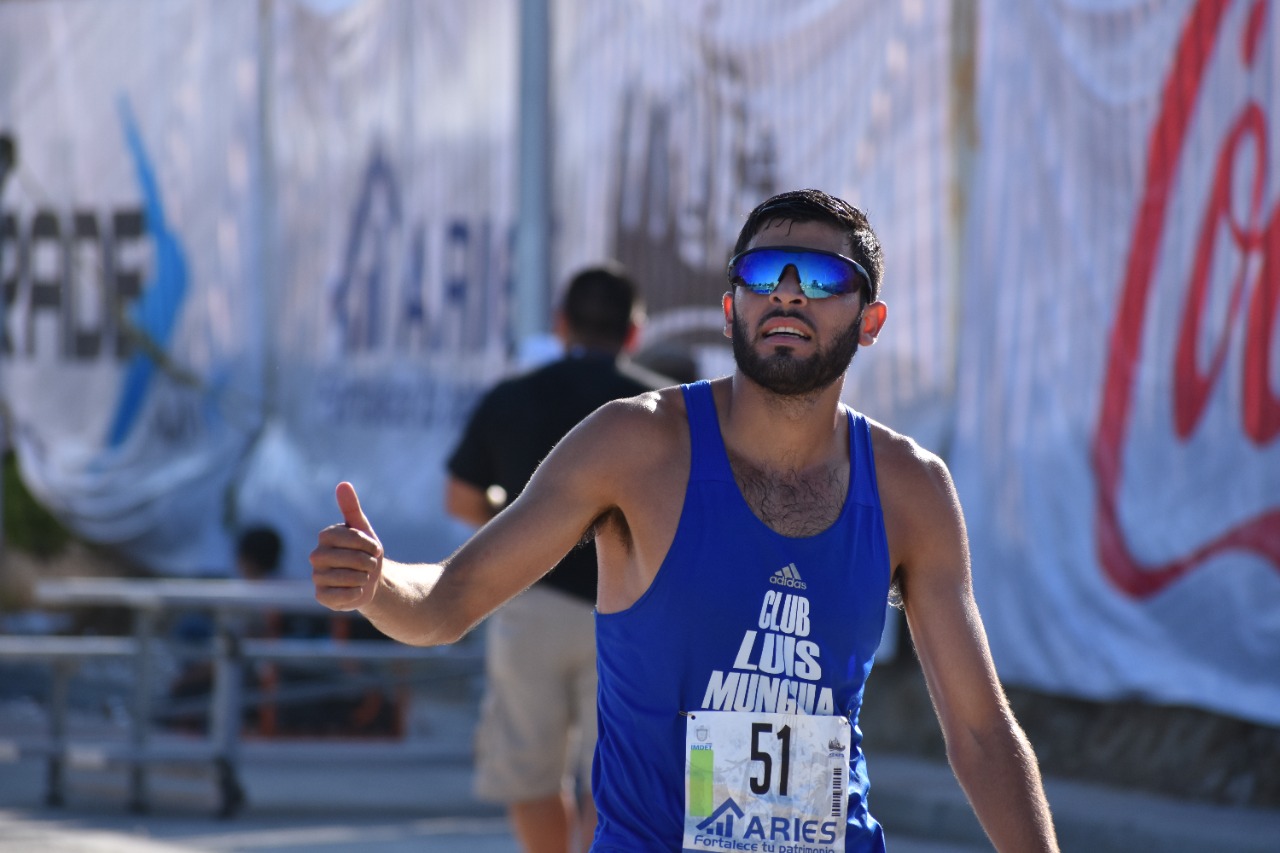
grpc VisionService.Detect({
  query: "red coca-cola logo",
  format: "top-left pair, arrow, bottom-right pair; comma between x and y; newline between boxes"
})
1094,0 -> 1280,597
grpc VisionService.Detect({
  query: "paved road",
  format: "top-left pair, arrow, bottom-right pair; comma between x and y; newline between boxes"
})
2,688 -> 1276,853
0,754 -> 989,852
0,810 -> 990,853
0,811 -> 520,853
6,745 -> 1280,852
0,810 -> 1002,853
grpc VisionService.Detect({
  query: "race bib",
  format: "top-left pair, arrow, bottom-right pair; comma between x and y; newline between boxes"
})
683,710 -> 849,852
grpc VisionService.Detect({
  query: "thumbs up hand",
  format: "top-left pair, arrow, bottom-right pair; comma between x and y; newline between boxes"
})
311,482 -> 384,612
336,480 -> 375,536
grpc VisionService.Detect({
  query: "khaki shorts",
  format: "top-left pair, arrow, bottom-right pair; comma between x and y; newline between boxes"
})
474,584 -> 597,803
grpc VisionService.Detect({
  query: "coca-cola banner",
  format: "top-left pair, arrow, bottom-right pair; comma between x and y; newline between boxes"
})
552,0 -> 959,449
0,1 -> 266,575
952,0 -> 1280,725
232,0 -> 518,574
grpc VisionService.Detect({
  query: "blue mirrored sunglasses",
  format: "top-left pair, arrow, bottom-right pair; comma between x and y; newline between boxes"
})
727,246 -> 870,300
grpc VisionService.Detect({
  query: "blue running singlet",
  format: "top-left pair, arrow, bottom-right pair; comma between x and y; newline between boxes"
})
592,381 -> 891,852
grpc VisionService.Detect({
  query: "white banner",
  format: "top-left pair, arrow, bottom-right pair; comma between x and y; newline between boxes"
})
552,0 -> 958,448
0,1 -> 266,575
10,0 -> 1272,732
233,0 -> 519,576
953,0 -> 1280,725
0,0 -> 961,579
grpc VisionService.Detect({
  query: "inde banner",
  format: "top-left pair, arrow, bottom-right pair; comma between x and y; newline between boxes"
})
955,0 -> 1280,726
0,2 -> 266,575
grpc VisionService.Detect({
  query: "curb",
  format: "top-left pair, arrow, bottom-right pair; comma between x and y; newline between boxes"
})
869,753 -> 1280,853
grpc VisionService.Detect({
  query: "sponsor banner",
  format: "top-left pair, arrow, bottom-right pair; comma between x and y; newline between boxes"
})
241,0 -> 957,574
552,0 -> 958,448
233,0 -> 519,574
953,0 -> 1280,724
1,0 -> 956,578
0,1 -> 266,574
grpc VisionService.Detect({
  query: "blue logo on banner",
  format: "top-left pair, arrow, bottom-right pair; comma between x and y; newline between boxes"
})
105,98 -> 190,448
331,144 -> 401,352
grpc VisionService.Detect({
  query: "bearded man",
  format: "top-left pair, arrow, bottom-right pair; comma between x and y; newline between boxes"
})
310,189 -> 1059,853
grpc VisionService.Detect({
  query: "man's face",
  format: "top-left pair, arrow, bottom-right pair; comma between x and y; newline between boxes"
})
725,219 -> 873,397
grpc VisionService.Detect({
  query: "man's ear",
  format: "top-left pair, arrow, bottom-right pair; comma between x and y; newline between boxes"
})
859,300 -> 887,346
722,292 -> 734,338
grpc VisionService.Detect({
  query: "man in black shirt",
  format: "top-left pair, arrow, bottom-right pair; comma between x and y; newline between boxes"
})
445,263 -> 671,852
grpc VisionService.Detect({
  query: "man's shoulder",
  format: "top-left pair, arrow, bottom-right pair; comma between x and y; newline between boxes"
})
573,385 -> 690,458
589,384 -> 686,427
475,358 -> 577,407
535,386 -> 689,499
863,415 -> 952,492
862,414 -> 937,463
474,367 -> 540,401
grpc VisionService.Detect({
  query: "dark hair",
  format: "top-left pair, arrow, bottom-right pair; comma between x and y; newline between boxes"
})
731,189 -> 884,302
561,262 -> 640,349
237,525 -> 282,579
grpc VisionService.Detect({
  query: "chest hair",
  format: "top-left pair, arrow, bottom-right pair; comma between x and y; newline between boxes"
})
728,451 -> 849,538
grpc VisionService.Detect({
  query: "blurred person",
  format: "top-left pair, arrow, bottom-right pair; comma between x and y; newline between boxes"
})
311,189 -> 1059,852
445,263 -> 668,853
233,525 -> 330,640
168,525 -> 286,649
234,525 -> 283,581
167,526 -> 289,731
169,526 -> 392,739
229,525 -> 395,738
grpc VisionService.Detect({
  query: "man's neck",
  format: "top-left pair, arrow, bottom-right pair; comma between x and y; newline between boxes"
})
718,372 -> 849,471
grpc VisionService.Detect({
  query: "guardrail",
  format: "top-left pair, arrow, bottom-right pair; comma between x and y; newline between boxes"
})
0,579 -> 484,816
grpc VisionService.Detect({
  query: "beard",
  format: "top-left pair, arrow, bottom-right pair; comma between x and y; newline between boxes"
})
731,304 -> 862,397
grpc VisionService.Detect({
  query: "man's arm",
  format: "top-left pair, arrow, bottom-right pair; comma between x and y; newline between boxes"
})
311,402 -> 634,646
884,440 -> 1059,852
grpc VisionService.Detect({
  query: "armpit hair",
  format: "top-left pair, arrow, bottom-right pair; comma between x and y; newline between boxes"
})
586,507 -> 632,554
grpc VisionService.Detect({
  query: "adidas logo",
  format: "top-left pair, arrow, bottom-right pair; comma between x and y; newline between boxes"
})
769,562 -> 807,590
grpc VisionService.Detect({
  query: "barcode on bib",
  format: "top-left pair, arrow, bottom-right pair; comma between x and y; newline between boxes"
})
831,765 -> 844,816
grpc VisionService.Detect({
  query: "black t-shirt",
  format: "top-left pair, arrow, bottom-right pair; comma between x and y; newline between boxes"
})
446,352 -> 666,603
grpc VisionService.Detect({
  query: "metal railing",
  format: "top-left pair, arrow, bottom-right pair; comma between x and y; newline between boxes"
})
0,579 -> 483,816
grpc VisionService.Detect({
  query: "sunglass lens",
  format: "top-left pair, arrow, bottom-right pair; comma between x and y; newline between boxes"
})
795,253 -> 856,298
731,251 -> 782,293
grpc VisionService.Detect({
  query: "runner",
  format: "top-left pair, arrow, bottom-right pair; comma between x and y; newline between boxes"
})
311,188 -> 1059,852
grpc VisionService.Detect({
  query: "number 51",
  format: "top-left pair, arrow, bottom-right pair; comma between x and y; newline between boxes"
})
750,722 -> 792,796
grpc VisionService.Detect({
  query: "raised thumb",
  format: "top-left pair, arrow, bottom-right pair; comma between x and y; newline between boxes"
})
335,481 -> 374,534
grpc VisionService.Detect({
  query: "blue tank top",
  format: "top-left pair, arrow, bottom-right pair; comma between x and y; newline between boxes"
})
592,380 -> 891,852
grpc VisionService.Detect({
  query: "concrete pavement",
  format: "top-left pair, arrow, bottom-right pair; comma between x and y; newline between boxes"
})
0,754 -> 985,852
3,746 -> 1278,852
2,688 -> 1278,851
870,752 -> 1280,853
